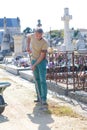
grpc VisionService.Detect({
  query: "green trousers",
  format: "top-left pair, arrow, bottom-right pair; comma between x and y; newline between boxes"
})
31,59 -> 47,102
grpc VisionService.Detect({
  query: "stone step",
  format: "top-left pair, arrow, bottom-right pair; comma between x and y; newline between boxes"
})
19,70 -> 34,82
5,64 -> 30,75
68,90 -> 87,104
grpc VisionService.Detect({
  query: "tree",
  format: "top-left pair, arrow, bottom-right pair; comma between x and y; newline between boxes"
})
48,29 -> 64,39
23,27 -> 33,34
73,29 -> 79,38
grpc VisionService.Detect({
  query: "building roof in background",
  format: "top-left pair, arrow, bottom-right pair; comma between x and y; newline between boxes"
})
78,29 -> 87,32
0,17 -> 20,27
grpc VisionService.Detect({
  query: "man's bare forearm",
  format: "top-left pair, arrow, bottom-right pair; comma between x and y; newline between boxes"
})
27,36 -> 31,50
34,53 -> 46,66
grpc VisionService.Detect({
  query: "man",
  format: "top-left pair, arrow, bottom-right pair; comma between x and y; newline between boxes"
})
27,28 -> 48,105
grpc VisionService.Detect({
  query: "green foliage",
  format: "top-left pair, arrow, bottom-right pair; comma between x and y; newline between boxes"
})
73,29 -> 79,37
49,29 -> 64,39
23,27 -> 33,34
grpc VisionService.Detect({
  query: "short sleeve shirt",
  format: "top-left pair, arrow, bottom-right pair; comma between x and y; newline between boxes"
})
30,34 -> 48,60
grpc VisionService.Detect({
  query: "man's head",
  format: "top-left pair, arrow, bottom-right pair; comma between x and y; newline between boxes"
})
34,28 -> 43,40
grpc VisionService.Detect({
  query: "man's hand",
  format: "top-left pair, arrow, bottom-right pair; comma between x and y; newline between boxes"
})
27,48 -> 32,54
31,64 -> 36,71
27,36 -> 31,53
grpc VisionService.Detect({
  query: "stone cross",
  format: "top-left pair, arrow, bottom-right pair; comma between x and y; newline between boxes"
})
61,8 -> 73,51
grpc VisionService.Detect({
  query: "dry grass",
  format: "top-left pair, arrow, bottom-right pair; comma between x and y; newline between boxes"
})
0,77 -> 15,82
46,102 -> 82,118
0,77 -> 11,80
0,77 -> 18,86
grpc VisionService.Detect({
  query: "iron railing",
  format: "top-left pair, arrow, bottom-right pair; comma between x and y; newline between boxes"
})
46,51 -> 87,92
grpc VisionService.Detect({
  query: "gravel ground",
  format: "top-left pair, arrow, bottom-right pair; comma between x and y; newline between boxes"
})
0,68 -> 87,130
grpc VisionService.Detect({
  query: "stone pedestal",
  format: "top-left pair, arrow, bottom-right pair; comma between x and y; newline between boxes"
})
13,35 -> 23,56
22,35 -> 27,52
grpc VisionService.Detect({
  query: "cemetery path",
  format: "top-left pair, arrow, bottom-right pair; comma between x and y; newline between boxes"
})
0,68 -> 87,130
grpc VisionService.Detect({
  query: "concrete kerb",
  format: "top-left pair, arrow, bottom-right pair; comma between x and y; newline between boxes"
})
47,81 -> 87,104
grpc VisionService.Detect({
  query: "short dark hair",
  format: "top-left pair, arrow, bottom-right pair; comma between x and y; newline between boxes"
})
35,28 -> 43,33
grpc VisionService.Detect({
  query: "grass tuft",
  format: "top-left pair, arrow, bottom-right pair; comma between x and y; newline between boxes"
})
45,102 -> 80,118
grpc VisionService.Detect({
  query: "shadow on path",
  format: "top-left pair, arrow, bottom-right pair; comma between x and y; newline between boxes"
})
27,104 -> 54,130
0,114 -> 9,123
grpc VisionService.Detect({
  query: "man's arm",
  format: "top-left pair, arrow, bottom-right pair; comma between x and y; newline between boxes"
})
32,50 -> 47,71
27,36 -> 31,52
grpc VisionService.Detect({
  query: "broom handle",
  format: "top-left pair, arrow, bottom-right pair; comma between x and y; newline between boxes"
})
28,53 -> 42,104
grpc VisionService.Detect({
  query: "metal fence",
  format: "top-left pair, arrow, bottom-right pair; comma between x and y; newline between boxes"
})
46,51 -> 87,92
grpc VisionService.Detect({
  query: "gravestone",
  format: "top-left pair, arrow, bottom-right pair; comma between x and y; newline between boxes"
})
13,35 -> 23,56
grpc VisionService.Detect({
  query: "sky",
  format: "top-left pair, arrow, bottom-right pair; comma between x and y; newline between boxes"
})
0,0 -> 87,32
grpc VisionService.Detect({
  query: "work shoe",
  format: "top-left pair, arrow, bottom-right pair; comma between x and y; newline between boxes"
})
34,99 -> 40,103
42,101 -> 48,106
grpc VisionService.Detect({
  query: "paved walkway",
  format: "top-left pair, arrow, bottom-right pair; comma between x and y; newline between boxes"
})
0,68 -> 87,130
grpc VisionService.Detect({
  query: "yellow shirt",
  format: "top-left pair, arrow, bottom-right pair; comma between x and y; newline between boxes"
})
30,34 -> 48,60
